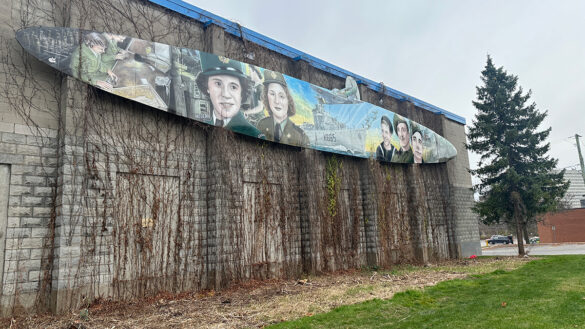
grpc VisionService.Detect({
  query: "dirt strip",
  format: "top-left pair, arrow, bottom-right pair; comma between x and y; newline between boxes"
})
2,257 -> 530,329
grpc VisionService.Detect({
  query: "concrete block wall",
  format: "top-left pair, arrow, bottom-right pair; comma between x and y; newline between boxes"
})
296,151 -> 369,274
0,124 -> 58,315
50,86 -> 210,312
0,3 -> 66,315
441,118 -> 481,257
206,132 -> 305,287
0,0 -> 480,315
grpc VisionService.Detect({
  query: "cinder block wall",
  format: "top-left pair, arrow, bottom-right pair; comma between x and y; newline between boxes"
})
0,0 -> 63,315
441,119 -> 480,257
0,0 -> 480,315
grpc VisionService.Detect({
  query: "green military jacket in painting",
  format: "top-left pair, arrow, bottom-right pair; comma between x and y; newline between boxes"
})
101,37 -> 122,66
226,111 -> 265,139
257,116 -> 310,148
69,43 -> 110,84
391,147 -> 414,163
205,111 -> 266,140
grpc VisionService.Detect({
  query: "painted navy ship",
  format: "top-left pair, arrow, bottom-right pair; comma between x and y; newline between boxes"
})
303,96 -> 367,156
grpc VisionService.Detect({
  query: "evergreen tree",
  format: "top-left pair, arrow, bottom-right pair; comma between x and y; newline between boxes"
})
467,56 -> 568,255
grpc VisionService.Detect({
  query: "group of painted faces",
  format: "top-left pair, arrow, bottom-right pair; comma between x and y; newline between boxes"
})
203,62 -> 426,163
205,72 -> 290,123
383,118 -> 425,163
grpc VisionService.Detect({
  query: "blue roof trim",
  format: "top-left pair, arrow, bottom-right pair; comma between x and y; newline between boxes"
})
148,0 -> 466,125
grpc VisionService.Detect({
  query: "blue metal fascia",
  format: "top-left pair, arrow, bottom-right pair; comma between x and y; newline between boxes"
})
148,0 -> 466,125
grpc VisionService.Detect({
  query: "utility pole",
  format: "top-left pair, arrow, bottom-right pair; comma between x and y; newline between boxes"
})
576,134 -> 585,186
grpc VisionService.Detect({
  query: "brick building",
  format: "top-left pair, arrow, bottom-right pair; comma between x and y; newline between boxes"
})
0,0 -> 480,315
538,209 -> 585,243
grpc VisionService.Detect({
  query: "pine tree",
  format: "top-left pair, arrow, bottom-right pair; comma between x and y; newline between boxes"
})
467,56 -> 568,255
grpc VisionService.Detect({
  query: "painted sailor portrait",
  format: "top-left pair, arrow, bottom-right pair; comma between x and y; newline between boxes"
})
376,115 -> 395,162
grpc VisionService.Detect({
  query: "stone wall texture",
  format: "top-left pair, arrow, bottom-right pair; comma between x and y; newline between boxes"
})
0,0 -> 480,315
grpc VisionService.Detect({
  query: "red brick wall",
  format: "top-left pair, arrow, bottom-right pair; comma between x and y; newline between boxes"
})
538,209 -> 585,243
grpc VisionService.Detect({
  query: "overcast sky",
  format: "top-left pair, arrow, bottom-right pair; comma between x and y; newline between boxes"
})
185,0 -> 585,172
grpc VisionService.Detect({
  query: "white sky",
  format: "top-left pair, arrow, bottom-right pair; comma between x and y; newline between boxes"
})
185,0 -> 585,173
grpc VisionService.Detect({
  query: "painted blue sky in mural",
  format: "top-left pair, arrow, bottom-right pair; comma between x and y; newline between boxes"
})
285,76 -> 317,107
325,103 -> 380,129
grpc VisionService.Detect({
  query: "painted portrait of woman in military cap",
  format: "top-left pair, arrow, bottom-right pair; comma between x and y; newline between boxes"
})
195,52 -> 265,139
257,70 -> 310,147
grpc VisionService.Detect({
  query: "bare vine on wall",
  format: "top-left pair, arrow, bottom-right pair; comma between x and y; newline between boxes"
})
0,0 -> 67,314
326,155 -> 342,218
0,0 -> 460,316
0,0 -> 214,313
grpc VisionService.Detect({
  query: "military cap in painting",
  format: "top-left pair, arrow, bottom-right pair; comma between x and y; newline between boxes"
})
263,69 -> 287,87
83,32 -> 106,48
198,52 -> 247,80
410,121 -> 423,138
381,115 -> 393,134
393,114 -> 409,134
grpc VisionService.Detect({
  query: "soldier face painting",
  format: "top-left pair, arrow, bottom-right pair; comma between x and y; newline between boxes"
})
266,83 -> 289,123
397,122 -> 411,150
381,121 -> 392,150
91,44 -> 105,54
412,131 -> 423,163
207,75 -> 242,120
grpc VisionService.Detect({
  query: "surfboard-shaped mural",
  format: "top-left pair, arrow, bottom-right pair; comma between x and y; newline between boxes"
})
16,27 -> 457,164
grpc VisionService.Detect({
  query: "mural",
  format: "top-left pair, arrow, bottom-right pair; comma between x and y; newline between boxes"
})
16,27 -> 457,164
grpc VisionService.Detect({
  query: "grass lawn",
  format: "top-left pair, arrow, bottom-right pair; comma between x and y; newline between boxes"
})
268,256 -> 585,329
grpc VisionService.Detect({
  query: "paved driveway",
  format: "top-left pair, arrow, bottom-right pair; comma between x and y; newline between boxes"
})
481,243 -> 585,256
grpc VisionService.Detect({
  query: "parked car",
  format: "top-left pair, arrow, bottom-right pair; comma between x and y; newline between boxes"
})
488,235 -> 511,245
529,236 -> 540,244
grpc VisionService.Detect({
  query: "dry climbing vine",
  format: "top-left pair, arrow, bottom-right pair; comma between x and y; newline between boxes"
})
326,155 -> 342,218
